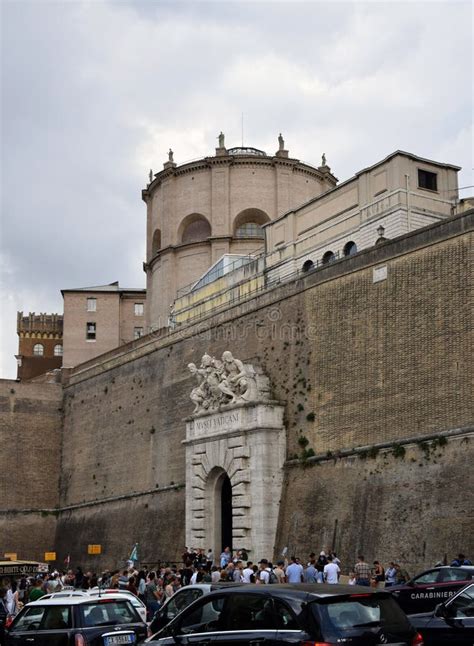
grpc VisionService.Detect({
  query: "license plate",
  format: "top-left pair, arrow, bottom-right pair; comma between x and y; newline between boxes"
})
104,635 -> 136,645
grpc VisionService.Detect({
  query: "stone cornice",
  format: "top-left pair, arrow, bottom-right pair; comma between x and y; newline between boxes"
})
145,236 -> 252,271
142,154 -> 327,202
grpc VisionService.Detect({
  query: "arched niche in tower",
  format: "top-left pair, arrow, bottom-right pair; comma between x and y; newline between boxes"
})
233,208 -> 270,239
178,213 -> 212,244
152,229 -> 162,256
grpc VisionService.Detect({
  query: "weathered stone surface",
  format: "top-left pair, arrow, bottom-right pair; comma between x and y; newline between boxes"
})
1,215 -> 473,570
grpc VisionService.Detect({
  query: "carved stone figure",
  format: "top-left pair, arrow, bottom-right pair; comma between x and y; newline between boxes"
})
168,148 -> 174,162
188,362 -> 207,413
278,133 -> 284,150
188,351 -> 261,413
218,132 -> 225,148
321,153 -> 327,166
149,169 -> 153,183
218,351 -> 248,404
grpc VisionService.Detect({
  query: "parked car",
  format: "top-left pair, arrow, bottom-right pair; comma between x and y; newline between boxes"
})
390,566 -> 474,614
149,583 -> 241,634
146,584 -> 424,645
6,595 -> 148,645
87,590 -> 147,623
409,582 -> 474,644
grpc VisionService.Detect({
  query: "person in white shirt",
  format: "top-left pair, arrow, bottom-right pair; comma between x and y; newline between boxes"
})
242,562 -> 254,583
323,556 -> 340,584
258,559 -> 270,584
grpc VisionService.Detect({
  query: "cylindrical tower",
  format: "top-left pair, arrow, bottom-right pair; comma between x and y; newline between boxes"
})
142,135 -> 337,329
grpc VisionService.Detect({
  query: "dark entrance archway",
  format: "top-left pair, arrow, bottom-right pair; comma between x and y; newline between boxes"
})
220,474 -> 233,552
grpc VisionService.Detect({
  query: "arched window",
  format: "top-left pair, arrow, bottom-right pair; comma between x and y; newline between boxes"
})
322,250 -> 336,264
233,208 -> 270,238
33,344 -> 44,356
180,215 -> 212,244
343,241 -> 357,256
235,222 -> 264,238
152,229 -> 162,255
302,259 -> 314,273
54,344 -> 63,356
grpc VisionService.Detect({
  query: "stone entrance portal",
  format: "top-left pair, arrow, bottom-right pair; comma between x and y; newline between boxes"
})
184,352 -> 286,560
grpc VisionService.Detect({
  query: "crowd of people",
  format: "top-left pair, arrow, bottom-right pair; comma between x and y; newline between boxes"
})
1,548 -> 471,625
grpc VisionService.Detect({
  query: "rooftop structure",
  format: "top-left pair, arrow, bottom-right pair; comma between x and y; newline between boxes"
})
61,281 -> 146,368
16,312 -> 63,381
142,133 -> 336,330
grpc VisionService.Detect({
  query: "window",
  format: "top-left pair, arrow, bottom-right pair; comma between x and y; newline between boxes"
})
447,585 -> 474,618
440,568 -> 472,582
152,229 -> 162,255
178,596 -> 225,634
181,216 -> 212,243
134,303 -> 144,316
86,322 -> 96,340
54,344 -> 63,356
274,600 -> 299,629
80,601 -> 137,627
412,570 -> 440,585
302,259 -> 315,273
33,343 -> 44,356
343,241 -> 357,256
322,250 -> 336,264
11,605 -> 46,631
41,606 -> 72,630
418,169 -> 438,192
134,327 -> 144,340
166,589 -> 203,621
87,297 -> 97,312
224,594 -> 275,631
235,222 -> 264,238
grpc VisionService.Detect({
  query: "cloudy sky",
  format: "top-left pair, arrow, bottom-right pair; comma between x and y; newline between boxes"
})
1,0 -> 472,379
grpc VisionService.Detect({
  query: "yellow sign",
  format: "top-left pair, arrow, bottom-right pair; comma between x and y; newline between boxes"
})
88,544 -> 102,555
44,552 -> 56,561
4,553 -> 17,561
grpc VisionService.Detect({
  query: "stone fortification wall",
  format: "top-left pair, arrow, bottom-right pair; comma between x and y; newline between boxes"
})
54,213 -> 473,568
278,436 -> 473,574
0,379 -> 62,561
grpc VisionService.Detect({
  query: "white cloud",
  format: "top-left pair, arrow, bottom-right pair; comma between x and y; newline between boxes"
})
1,0 -> 472,378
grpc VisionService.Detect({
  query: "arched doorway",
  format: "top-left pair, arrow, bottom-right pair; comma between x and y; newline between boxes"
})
205,467 -> 233,556
220,474 -> 233,552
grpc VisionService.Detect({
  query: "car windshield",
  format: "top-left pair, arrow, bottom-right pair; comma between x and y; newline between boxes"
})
80,600 -> 138,627
312,594 -> 412,634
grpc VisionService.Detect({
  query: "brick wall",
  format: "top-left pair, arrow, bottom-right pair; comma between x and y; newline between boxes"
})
0,379 -> 62,560
3,213 -> 472,569
53,214 -> 472,568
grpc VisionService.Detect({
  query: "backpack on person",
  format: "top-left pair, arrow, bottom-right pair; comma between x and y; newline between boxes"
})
265,568 -> 278,584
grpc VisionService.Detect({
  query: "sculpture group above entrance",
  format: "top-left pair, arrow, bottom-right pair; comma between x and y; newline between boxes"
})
188,351 -> 270,414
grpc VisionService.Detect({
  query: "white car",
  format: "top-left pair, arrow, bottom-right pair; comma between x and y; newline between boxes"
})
87,589 -> 147,623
